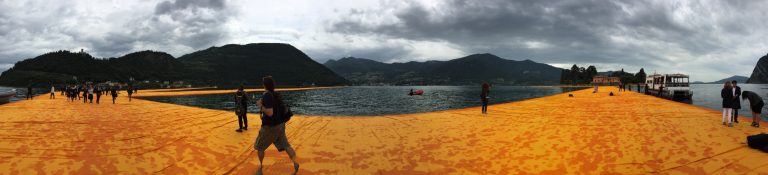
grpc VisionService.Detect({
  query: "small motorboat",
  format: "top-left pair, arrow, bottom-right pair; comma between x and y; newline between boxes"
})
0,89 -> 16,103
408,89 -> 424,96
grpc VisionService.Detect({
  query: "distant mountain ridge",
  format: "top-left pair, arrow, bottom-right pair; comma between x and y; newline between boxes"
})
748,53 -> 768,84
0,43 -> 347,87
324,54 -> 562,85
710,75 -> 749,84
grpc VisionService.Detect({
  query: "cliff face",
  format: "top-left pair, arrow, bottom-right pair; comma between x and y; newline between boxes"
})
747,53 -> 768,84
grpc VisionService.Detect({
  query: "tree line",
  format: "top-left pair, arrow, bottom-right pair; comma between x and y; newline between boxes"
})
560,64 -> 646,85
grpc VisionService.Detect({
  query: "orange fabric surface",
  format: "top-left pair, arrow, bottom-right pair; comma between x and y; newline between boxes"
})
0,86 -> 767,174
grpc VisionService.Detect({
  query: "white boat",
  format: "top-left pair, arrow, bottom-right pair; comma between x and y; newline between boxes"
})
0,89 -> 16,103
645,73 -> 693,99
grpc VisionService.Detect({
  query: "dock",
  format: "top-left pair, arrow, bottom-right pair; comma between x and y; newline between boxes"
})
0,86 -> 766,174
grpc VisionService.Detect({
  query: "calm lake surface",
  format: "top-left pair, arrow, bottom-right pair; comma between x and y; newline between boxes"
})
0,86 -> 45,103
142,86 -> 586,116
6,84 -> 768,119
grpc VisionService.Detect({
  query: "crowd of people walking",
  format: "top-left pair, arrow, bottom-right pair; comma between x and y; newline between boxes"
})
44,83 -> 138,104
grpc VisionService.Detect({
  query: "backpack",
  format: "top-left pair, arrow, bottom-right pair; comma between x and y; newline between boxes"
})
235,92 -> 246,115
269,92 -> 294,123
747,133 -> 768,152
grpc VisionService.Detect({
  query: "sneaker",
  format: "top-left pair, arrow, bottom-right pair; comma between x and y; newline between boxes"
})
235,129 -> 243,132
728,123 -> 733,127
243,127 -> 248,131
723,122 -> 727,126
293,163 -> 300,175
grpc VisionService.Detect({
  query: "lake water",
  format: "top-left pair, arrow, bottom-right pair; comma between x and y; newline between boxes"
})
142,86 -> 586,116
0,86 -> 45,103
6,84 -> 768,119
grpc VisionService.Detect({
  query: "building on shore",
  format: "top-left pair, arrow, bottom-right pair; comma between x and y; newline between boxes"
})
591,75 -> 621,86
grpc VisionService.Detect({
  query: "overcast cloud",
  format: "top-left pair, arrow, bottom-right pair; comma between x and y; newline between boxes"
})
0,0 -> 766,81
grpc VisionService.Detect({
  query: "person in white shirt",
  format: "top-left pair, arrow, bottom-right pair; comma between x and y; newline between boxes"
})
49,85 -> 55,99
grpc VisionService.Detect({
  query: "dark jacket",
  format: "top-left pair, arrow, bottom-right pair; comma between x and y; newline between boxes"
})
722,88 -> 734,108
743,91 -> 764,106
480,89 -> 489,102
234,91 -> 249,115
732,86 -> 742,109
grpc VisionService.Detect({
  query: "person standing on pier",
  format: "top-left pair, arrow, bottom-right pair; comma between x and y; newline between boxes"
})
254,76 -> 299,174
49,85 -> 55,99
658,85 -> 664,97
722,82 -> 734,127
234,85 -> 249,132
95,86 -> 102,104
481,83 -> 490,114
110,87 -> 118,104
82,86 -> 87,103
87,85 -> 94,103
127,87 -> 133,102
26,85 -> 33,100
732,80 -> 741,123
741,91 -> 764,128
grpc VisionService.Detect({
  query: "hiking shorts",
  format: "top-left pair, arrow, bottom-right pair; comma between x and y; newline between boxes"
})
254,123 -> 291,152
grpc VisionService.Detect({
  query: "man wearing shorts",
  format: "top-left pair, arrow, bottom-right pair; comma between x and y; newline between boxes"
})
742,91 -> 764,128
254,76 -> 299,174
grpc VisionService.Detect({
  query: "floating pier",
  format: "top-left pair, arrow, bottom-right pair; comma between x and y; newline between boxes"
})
0,86 -> 766,174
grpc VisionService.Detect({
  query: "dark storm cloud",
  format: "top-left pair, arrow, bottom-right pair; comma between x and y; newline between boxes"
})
0,0 -> 233,68
155,0 -> 225,15
327,0 -> 764,70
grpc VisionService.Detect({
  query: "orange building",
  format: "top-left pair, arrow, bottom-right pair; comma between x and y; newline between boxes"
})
592,75 -> 621,85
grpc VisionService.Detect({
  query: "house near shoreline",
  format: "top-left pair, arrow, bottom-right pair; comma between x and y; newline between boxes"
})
591,75 -> 621,85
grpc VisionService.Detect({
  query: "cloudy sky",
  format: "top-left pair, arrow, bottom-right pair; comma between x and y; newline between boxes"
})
1,0 -> 767,82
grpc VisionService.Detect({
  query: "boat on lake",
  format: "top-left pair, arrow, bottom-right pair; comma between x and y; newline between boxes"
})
0,89 -> 15,103
645,73 -> 693,99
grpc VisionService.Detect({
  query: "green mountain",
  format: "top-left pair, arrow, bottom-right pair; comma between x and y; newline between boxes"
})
748,53 -> 768,84
324,53 -> 562,85
177,43 -> 347,86
0,43 -> 347,87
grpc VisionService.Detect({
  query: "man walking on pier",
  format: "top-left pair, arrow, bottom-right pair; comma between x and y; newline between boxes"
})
95,86 -> 102,104
254,76 -> 299,175
110,87 -> 118,104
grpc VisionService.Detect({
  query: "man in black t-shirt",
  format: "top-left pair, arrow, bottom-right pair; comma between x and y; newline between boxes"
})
253,76 -> 299,174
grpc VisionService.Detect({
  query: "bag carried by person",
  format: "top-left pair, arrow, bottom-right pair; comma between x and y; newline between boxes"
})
747,133 -> 768,152
270,92 -> 294,123
235,93 -> 245,115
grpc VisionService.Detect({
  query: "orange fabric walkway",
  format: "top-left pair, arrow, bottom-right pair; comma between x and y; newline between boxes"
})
0,87 -> 767,174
